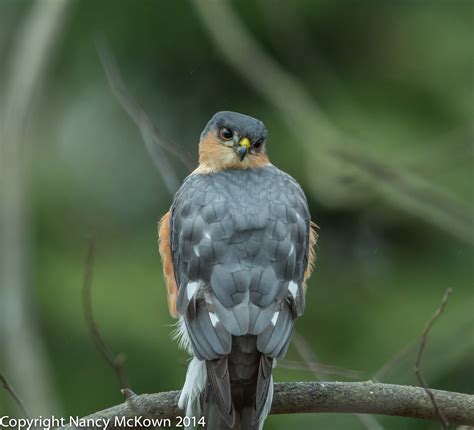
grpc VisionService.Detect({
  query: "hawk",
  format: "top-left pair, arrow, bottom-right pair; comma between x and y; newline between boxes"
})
159,111 -> 317,429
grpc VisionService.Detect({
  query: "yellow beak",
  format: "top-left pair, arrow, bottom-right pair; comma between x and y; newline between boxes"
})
238,137 -> 251,161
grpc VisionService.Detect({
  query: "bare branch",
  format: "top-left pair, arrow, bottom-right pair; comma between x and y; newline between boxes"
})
0,0 -> 73,416
96,39 -> 194,195
120,389 -> 138,401
291,331 -> 321,378
278,360 -> 362,380
292,331 -> 384,430
60,382 -> 474,429
415,288 -> 453,429
82,236 -> 129,391
372,340 -> 418,383
0,374 -> 29,418
190,0 -> 474,245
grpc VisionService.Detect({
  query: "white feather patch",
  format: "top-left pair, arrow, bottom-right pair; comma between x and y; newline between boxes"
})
257,376 -> 274,430
186,282 -> 199,300
178,357 -> 207,426
171,317 -> 193,354
288,281 -> 298,299
271,311 -> 280,326
209,312 -> 219,327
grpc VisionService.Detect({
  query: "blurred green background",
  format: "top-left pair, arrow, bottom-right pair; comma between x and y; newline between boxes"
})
0,1 -> 473,429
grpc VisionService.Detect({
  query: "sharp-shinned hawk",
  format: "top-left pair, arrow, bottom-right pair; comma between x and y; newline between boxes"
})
159,111 -> 317,430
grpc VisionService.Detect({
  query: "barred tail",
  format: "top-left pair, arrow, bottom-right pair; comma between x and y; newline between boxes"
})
203,336 -> 274,430
202,374 -> 274,430
179,340 -> 274,430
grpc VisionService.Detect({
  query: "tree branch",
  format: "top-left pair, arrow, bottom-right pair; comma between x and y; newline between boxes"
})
61,382 -> 474,428
0,0 -> 73,416
190,0 -> 474,245
82,236 -> 130,391
292,331 -> 384,430
0,374 -> 29,418
415,288 -> 453,429
96,39 -> 192,196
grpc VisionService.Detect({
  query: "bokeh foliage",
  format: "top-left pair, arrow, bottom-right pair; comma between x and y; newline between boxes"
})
0,1 -> 473,429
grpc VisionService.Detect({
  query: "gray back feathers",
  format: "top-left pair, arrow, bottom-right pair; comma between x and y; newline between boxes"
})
170,164 -> 311,428
171,165 -> 309,358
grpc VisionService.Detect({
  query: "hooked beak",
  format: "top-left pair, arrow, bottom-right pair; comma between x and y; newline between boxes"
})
238,137 -> 251,161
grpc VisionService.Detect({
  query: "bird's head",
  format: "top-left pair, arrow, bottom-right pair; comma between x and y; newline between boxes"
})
198,111 -> 269,172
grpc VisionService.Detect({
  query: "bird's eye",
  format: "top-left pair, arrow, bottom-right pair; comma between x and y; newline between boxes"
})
219,127 -> 234,140
253,139 -> 264,149
219,128 -> 233,140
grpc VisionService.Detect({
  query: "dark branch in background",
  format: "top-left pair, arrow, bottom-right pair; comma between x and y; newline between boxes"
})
82,236 -> 129,391
372,340 -> 418,383
96,39 -> 194,196
59,382 -> 474,429
89,20 -> 472,430
279,359 -> 362,380
292,331 -> 384,430
0,374 -> 29,418
0,0 -> 72,416
190,0 -> 474,245
415,288 -> 453,430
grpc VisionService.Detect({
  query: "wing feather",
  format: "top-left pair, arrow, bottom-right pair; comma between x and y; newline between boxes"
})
168,166 -> 315,359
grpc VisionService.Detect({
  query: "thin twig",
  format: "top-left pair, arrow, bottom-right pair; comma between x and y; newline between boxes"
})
120,388 -> 137,400
279,359 -> 362,379
0,0 -> 74,417
415,288 -> 453,430
374,310 -> 471,384
82,236 -> 130,391
191,0 -> 474,245
291,330 -> 323,380
292,331 -> 385,430
0,374 -> 29,418
372,340 -> 418,383
96,39 -> 194,195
